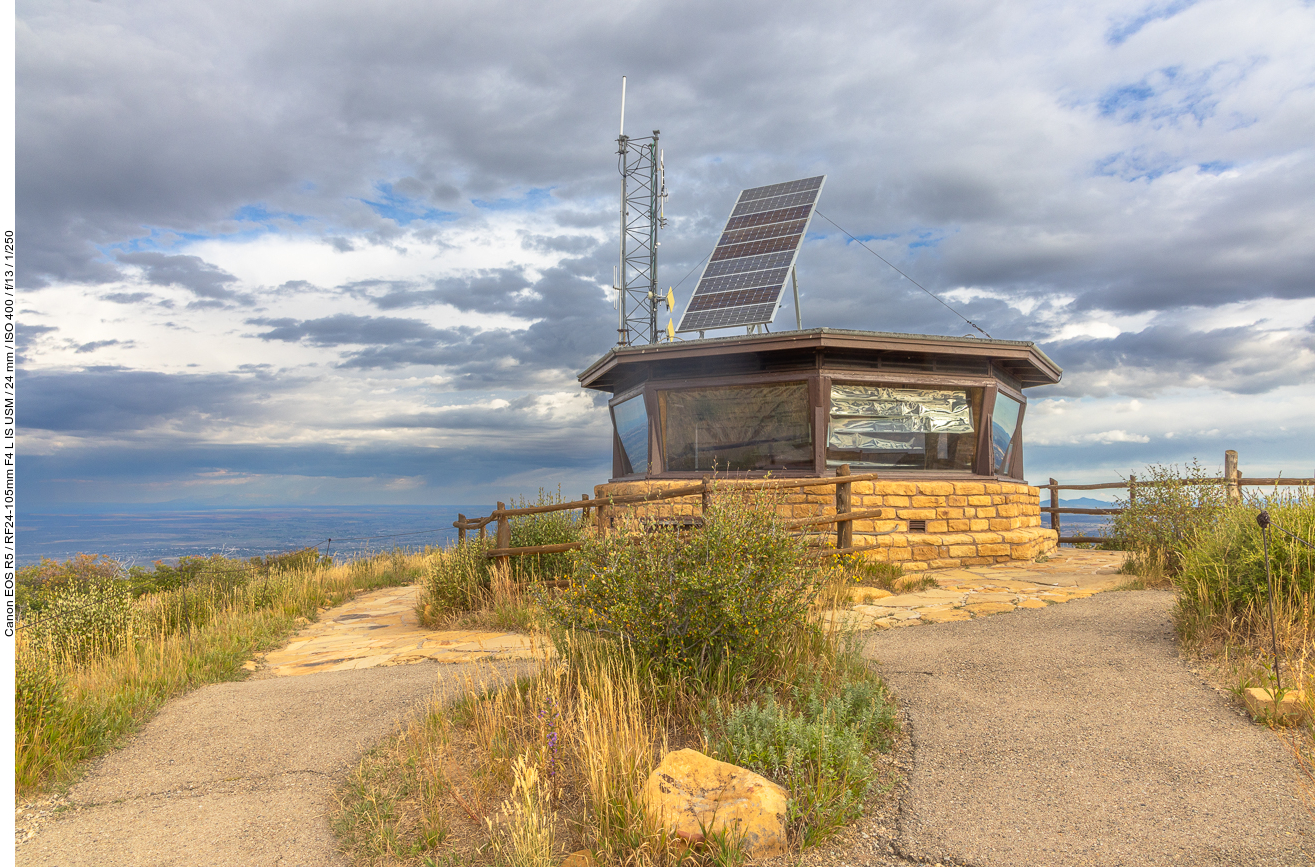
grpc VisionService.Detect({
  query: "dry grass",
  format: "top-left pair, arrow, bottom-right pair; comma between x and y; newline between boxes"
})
15,551 -> 428,796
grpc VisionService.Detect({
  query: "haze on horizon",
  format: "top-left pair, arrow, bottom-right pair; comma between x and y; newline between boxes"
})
17,0 -> 1315,509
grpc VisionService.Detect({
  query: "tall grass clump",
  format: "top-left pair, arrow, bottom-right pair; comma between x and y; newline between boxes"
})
1175,486 -> 1314,657
418,490 -> 586,629
1110,459 -> 1230,581
15,548 -> 425,796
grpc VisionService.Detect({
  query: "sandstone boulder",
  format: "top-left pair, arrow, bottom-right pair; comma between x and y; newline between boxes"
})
642,748 -> 788,859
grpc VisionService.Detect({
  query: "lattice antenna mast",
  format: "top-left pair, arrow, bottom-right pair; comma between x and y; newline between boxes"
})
614,76 -> 668,346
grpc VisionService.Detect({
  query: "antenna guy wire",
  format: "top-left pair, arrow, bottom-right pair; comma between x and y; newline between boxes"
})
815,211 -> 992,339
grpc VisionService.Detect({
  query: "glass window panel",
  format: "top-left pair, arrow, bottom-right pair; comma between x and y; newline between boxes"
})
612,394 -> 649,476
991,393 -> 1023,476
661,382 -> 812,472
827,385 -> 978,471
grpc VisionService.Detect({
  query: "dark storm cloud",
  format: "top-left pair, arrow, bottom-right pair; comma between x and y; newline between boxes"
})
20,0 -> 1315,340
116,252 -> 247,303
366,269 -> 534,313
74,339 -> 130,354
247,314 -> 455,346
251,264 -> 620,382
103,291 -> 153,304
19,368 -> 287,433
1038,324 -> 1315,397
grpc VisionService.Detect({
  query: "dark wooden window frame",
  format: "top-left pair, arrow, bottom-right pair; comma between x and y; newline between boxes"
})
606,365 -> 1030,482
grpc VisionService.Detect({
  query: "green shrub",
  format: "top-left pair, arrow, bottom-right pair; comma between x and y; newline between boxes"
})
546,487 -> 821,681
706,676 -> 896,845
1111,460 -> 1229,577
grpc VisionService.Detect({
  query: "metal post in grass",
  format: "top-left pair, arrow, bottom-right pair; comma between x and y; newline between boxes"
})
1256,511 -> 1282,691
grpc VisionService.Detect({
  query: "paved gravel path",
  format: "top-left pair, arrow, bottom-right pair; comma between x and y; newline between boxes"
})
865,589 -> 1313,866
18,583 -> 1313,866
16,659 -> 530,867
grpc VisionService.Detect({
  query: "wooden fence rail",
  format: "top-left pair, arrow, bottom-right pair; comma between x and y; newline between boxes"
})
1044,450 -> 1314,544
457,466 -> 884,566
460,450 -> 1314,558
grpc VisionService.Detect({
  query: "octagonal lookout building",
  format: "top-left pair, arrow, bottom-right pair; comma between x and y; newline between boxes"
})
578,327 -> 1063,570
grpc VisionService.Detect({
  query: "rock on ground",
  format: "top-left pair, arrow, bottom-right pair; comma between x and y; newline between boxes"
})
643,748 -> 789,859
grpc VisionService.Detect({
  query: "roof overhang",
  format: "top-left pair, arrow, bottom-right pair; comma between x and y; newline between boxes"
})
578,327 -> 1063,391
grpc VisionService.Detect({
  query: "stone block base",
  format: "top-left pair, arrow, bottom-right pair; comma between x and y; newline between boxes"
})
593,478 -> 1059,570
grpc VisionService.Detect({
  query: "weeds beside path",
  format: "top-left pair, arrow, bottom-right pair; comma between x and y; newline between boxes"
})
865,590 -> 1313,866
15,657 -> 535,867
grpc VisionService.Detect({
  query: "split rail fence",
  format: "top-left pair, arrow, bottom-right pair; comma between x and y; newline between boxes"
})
453,465 -> 884,568
1044,449 -> 1315,545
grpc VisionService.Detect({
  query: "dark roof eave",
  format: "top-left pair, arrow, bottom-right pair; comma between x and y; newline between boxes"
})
577,327 -> 1062,390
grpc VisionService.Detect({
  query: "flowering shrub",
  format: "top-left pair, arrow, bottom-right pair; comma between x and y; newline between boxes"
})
17,554 -> 122,614
29,574 -> 139,661
546,488 -> 825,680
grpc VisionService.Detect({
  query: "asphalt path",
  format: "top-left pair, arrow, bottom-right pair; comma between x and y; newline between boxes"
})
16,660 -> 530,867
865,590 -> 1313,866
17,588 -> 1313,866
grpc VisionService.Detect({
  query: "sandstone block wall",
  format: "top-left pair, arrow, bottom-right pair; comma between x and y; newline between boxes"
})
594,478 -> 1058,571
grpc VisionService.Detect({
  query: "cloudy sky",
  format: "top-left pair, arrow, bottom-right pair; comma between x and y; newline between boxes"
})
17,0 -> 1315,508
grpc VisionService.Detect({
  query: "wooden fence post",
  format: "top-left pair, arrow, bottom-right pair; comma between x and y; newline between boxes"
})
1048,479 -> 1060,537
495,502 -> 510,568
836,463 -> 853,551
1128,473 -> 1137,509
1225,450 -> 1241,502
457,513 -> 466,543
580,494 -> 590,521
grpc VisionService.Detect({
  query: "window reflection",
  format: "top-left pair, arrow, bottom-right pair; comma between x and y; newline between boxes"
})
991,393 -> 1023,476
612,394 -> 649,476
827,385 -> 979,471
661,383 -> 812,472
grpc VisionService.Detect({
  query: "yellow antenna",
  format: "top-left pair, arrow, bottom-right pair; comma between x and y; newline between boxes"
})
666,287 -> 675,309
667,319 -> 675,340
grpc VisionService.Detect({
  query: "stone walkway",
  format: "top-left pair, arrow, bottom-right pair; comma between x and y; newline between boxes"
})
837,548 -> 1125,629
256,584 -> 549,677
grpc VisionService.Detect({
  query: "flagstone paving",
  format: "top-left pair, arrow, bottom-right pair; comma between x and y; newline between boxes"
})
255,584 -> 549,677
832,548 -> 1127,631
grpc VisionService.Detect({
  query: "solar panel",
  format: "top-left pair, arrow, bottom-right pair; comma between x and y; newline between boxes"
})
676,175 -> 825,333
